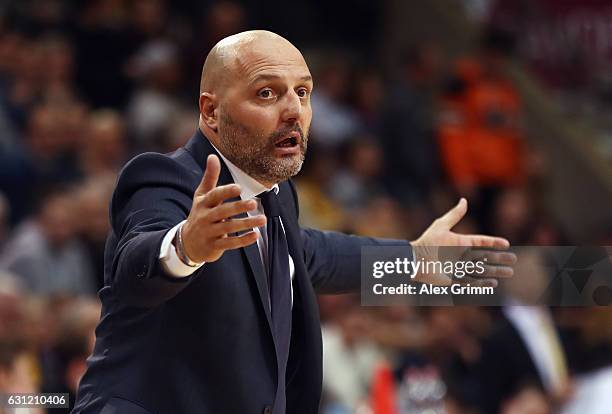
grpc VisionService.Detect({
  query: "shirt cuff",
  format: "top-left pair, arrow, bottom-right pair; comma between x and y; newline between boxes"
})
159,220 -> 205,277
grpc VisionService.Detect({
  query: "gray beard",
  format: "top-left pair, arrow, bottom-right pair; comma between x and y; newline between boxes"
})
217,113 -> 307,184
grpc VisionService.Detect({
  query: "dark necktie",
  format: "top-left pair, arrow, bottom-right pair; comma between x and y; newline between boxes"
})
258,190 -> 291,414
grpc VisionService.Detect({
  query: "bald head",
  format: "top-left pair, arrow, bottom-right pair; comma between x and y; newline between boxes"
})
199,30 -> 305,94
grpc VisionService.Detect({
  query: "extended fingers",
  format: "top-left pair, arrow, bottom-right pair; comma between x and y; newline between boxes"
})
482,264 -> 514,278
202,184 -> 242,207
207,199 -> 257,222
211,215 -> 266,236
462,234 -> 510,249
461,248 -> 516,279
464,249 -> 517,266
464,277 -> 499,288
213,231 -> 259,250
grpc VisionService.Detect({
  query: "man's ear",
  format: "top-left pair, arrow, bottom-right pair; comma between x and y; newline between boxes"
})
199,92 -> 218,131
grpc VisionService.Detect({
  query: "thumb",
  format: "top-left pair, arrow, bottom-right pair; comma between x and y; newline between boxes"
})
438,198 -> 468,230
195,154 -> 221,195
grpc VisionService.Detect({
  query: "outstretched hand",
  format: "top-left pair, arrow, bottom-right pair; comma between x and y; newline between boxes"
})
411,198 -> 516,286
181,154 -> 266,264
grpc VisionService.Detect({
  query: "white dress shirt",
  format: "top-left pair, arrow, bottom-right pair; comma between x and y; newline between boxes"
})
503,305 -> 568,392
158,142 -> 295,304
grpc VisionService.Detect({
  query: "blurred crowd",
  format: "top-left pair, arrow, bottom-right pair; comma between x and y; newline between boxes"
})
0,0 -> 611,413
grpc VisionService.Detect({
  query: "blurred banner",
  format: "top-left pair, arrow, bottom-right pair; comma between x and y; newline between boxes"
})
492,0 -> 612,88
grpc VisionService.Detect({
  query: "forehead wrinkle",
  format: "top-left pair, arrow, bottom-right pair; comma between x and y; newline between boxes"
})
237,55 -> 311,85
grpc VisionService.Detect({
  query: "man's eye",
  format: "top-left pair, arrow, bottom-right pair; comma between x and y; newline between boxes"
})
297,88 -> 309,98
258,88 -> 274,99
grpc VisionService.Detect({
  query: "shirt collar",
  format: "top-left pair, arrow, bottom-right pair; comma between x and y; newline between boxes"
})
208,139 -> 279,200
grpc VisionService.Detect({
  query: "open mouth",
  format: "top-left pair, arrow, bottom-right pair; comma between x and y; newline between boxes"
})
274,131 -> 302,148
275,136 -> 298,147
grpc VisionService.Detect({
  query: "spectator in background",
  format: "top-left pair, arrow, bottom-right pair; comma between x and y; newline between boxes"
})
294,145 -> 345,231
0,32 -> 78,135
350,69 -> 386,133
38,35 -> 78,104
157,108 -> 200,153
490,184 -> 567,246
0,286 -> 26,345
380,43 -> 443,207
75,175 -> 115,290
329,136 -> 388,212
491,186 -> 533,244
560,307 -> 612,378
26,102 -> 84,185
71,0 -> 136,108
437,28 -> 527,233
202,1 -> 248,50
186,1 -> 247,90
310,57 -> 360,148
349,196 -> 411,239
0,101 -> 85,224
0,189 -> 96,296
126,39 -> 186,151
41,298 -> 100,414
374,307 -> 493,413
0,340 -> 43,414
0,33 -> 44,132
0,287 -> 44,414
79,109 -> 127,177
128,0 -> 168,44
321,299 -> 385,412
476,251 -> 571,413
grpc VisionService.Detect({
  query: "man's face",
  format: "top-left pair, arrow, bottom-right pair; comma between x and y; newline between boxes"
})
215,41 -> 313,185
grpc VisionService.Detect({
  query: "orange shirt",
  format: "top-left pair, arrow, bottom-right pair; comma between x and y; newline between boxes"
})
438,71 -> 525,187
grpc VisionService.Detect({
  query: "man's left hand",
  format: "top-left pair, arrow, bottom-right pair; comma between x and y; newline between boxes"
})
411,198 -> 516,286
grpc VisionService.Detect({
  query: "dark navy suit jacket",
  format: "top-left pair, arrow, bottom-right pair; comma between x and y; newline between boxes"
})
72,130 -> 410,414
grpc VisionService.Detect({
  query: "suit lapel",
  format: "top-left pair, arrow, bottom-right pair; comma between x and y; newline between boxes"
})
278,183 -> 323,404
277,183 -> 310,306
278,186 -> 320,323
242,241 -> 273,327
278,192 -> 318,331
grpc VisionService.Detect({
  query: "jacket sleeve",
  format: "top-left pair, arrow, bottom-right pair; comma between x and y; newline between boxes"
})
301,228 -> 411,294
108,152 -> 197,307
285,180 -> 412,294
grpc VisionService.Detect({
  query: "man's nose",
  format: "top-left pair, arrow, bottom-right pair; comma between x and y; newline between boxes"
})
280,90 -> 302,123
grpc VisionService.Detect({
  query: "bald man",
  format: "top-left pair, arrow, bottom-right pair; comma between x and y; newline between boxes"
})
72,31 -> 511,414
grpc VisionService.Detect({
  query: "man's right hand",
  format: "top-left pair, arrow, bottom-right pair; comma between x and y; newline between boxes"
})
181,154 -> 266,263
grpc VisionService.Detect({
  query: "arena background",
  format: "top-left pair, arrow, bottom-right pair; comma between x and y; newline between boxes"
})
0,0 -> 612,413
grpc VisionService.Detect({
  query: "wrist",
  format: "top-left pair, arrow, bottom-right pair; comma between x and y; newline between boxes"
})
173,223 -> 201,267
